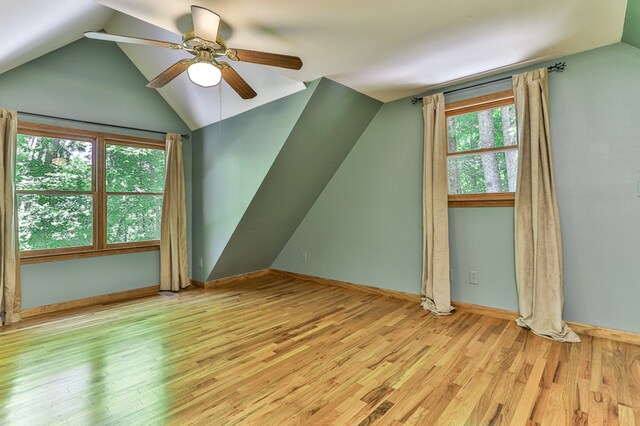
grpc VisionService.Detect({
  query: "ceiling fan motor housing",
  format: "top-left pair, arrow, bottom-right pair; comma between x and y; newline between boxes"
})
182,31 -> 226,53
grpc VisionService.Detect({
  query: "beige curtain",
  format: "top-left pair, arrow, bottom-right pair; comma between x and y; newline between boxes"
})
421,94 -> 453,315
160,133 -> 189,291
0,109 -> 21,325
513,69 -> 579,342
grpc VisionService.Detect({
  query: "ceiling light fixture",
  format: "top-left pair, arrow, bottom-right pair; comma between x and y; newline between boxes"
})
187,61 -> 222,87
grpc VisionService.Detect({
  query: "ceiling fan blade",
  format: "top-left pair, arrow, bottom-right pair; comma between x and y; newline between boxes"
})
228,49 -> 303,70
147,60 -> 192,89
84,31 -> 183,50
219,62 -> 257,99
191,6 -> 220,42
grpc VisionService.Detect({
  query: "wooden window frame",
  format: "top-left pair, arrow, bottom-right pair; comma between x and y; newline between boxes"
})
17,122 -> 166,264
445,90 -> 517,208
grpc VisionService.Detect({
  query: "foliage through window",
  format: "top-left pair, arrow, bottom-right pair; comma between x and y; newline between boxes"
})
445,90 -> 518,206
17,135 -> 93,251
106,144 -> 164,244
16,123 -> 165,261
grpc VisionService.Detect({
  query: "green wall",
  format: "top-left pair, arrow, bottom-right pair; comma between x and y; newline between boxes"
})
192,78 -> 382,281
191,80 -> 319,281
274,42 -> 640,333
209,79 -> 382,279
0,38 -> 191,308
273,95 -> 424,293
623,0 -> 640,49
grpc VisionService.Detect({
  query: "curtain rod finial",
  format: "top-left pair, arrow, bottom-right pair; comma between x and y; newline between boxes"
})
548,62 -> 566,73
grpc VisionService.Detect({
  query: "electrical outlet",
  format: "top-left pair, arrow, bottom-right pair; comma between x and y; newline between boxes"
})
198,258 -> 203,268
301,252 -> 308,262
469,270 -> 479,285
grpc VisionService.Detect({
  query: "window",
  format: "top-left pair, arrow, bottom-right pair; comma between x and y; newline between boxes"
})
17,122 -> 165,263
105,143 -> 164,245
445,90 -> 518,207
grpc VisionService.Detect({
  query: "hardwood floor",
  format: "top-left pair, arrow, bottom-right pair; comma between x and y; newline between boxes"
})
1,274 -> 639,425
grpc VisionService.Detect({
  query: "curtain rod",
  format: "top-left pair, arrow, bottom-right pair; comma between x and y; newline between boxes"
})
410,62 -> 567,105
17,111 -> 190,140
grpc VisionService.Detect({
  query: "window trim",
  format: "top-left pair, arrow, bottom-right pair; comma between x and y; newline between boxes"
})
445,90 -> 517,208
17,121 -> 166,264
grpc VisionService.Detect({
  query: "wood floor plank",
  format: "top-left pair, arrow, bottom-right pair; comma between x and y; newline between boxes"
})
1,274 -> 639,425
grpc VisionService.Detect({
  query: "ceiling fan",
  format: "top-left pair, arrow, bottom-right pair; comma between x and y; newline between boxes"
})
84,5 -> 303,99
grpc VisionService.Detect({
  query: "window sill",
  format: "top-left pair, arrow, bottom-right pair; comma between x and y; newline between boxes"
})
448,193 -> 515,208
20,245 -> 160,265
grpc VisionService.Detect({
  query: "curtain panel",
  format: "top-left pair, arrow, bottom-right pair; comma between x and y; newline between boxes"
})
0,109 -> 20,326
512,69 -> 579,342
160,133 -> 189,292
421,94 -> 454,315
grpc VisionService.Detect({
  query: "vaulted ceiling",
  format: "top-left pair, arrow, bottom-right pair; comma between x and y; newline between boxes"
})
0,0 -> 633,130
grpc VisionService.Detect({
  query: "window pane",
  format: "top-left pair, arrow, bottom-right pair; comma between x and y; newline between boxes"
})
16,134 -> 92,191
106,144 -> 165,193
18,194 -> 93,251
448,150 -> 518,194
107,195 -> 162,244
447,104 -> 516,153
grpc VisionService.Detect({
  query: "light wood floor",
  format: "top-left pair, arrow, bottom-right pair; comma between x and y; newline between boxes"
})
1,275 -> 639,425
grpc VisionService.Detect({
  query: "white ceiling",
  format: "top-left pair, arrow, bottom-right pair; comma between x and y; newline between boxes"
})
0,0 -> 112,75
0,0 -> 630,130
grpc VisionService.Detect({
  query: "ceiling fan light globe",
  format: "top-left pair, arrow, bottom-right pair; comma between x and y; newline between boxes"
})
187,62 -> 222,87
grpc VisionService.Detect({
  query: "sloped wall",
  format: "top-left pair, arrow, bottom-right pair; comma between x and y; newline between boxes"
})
209,78 -> 382,279
191,80 -> 320,281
